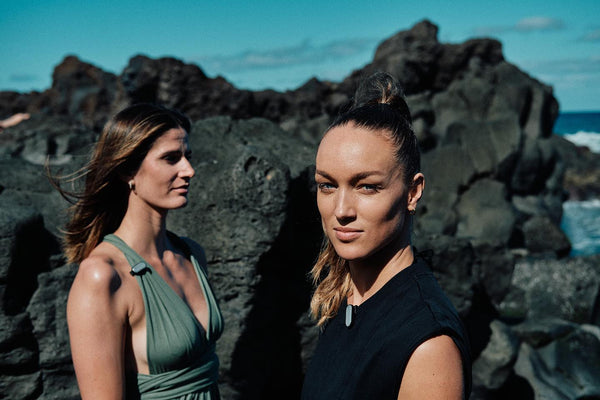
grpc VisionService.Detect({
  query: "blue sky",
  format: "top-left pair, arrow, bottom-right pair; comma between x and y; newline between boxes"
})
1,0 -> 599,111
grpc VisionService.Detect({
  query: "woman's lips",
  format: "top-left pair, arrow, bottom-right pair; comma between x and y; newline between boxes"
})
172,186 -> 189,194
334,227 -> 362,241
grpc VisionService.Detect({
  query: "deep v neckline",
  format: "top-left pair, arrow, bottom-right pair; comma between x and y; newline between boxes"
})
146,251 -> 211,336
107,234 -> 211,337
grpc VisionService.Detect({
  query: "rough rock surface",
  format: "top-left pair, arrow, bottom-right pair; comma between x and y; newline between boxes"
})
472,320 -> 520,391
1,20 -> 599,400
499,256 -> 600,324
167,116 -> 318,397
514,324 -> 600,399
551,135 -> 600,200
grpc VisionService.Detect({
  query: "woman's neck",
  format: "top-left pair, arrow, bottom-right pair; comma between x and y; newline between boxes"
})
114,198 -> 169,259
348,239 -> 414,306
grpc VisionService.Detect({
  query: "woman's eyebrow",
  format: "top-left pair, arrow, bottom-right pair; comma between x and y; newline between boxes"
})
315,170 -> 385,183
351,171 -> 385,180
160,149 -> 181,155
158,143 -> 190,154
315,169 -> 334,180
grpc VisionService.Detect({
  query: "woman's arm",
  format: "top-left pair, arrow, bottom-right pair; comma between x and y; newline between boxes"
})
397,335 -> 464,400
67,257 -> 128,399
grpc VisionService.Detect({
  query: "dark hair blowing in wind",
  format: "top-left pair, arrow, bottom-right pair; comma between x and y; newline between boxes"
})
55,103 -> 191,264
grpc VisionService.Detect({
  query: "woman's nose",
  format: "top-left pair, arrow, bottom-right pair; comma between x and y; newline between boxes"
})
181,157 -> 195,179
334,189 -> 356,222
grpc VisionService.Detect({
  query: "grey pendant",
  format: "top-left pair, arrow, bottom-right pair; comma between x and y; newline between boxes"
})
345,304 -> 354,328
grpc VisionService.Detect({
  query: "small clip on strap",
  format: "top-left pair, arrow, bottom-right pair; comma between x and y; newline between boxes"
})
130,262 -> 148,276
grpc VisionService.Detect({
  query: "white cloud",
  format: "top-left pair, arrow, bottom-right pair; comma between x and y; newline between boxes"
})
514,17 -> 565,32
580,28 -> 600,42
522,56 -> 600,92
473,16 -> 565,36
192,37 -> 378,73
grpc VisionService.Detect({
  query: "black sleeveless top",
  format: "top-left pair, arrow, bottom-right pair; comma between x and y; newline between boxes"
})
301,257 -> 471,399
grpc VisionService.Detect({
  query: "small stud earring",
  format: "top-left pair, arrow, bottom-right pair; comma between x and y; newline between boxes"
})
128,180 -> 135,190
408,209 -> 416,216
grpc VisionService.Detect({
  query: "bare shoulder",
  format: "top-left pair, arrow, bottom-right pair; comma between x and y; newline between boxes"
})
411,334 -> 462,359
72,244 -> 124,291
398,335 -> 464,400
67,243 -> 131,317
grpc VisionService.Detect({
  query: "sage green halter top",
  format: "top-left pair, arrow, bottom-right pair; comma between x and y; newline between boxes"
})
103,233 -> 224,400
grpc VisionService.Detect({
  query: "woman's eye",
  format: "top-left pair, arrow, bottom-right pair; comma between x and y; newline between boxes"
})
359,184 -> 380,193
165,154 -> 181,164
317,182 -> 335,192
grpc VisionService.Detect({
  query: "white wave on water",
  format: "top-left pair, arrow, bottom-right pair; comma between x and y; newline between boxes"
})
561,199 -> 600,256
562,131 -> 600,153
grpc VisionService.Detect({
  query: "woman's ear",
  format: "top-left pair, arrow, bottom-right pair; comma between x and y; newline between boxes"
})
118,171 -> 136,192
407,173 -> 425,211
118,170 -> 134,184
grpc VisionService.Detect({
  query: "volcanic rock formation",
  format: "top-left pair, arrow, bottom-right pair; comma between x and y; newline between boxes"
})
1,20 -> 599,399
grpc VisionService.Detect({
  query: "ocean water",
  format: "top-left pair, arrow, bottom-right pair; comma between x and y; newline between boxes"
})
554,112 -> 600,256
561,200 -> 600,256
554,112 -> 600,152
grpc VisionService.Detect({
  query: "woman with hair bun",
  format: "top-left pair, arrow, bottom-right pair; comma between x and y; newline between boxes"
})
302,72 -> 471,399
61,104 -> 223,399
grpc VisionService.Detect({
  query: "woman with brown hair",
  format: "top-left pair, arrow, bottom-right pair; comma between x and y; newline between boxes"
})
61,104 -> 223,399
302,72 -> 471,399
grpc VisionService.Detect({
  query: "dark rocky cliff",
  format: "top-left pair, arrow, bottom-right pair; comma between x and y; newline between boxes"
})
1,20 -> 599,399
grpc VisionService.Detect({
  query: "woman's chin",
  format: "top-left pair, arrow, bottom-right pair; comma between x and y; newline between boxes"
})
175,199 -> 189,209
331,245 -> 371,262
156,197 -> 189,211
